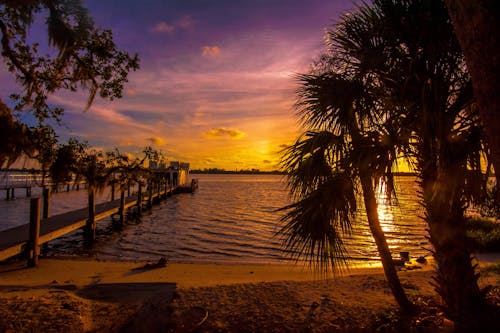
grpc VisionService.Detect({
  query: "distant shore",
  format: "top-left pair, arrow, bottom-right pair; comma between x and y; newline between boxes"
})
0,257 -> 498,332
190,169 -> 418,176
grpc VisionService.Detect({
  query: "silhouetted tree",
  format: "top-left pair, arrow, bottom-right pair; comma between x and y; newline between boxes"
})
446,0 -> 500,202
282,0 -> 491,327
0,0 -> 139,166
280,72 -> 412,311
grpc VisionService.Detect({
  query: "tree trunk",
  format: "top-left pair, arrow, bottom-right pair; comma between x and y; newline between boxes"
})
446,0 -> 500,197
359,174 -> 413,312
421,162 -> 483,328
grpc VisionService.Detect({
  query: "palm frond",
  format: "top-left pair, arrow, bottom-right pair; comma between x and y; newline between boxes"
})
296,73 -> 366,133
277,173 -> 357,274
281,131 -> 349,197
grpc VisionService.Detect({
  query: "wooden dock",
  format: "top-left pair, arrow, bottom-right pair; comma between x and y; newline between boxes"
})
0,185 -> 175,262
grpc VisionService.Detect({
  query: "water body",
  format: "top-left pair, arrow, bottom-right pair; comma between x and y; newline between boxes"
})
0,174 -> 430,265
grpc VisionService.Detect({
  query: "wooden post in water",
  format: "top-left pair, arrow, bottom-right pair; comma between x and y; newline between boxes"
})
26,187 -> 31,197
137,183 -> 143,215
6,188 -> 10,200
148,182 -> 153,208
119,190 -> 125,226
85,190 -> 96,242
10,188 -> 14,199
66,184 -> 70,192
28,198 -> 41,267
43,188 -> 50,219
156,181 -> 161,203
42,188 -> 50,252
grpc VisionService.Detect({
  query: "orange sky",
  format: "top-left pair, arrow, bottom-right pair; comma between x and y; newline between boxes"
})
2,1 -> 357,171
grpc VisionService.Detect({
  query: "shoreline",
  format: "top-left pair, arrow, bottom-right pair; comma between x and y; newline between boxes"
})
0,257 -> 498,332
0,257 -> 393,289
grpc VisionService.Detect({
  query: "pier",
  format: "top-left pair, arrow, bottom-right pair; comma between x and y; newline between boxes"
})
0,182 -> 179,264
0,173 -> 86,200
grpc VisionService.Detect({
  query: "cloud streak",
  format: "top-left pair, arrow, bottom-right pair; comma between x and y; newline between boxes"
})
205,127 -> 246,139
151,16 -> 195,34
201,45 -> 221,57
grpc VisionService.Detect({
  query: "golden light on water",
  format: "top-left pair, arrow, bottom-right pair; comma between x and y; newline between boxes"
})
376,179 -> 395,233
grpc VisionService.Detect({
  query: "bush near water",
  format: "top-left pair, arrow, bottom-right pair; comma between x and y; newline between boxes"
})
467,217 -> 500,252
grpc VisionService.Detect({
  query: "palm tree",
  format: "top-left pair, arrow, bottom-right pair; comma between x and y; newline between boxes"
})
445,0 -> 500,202
282,0 -> 490,326
323,0 -> 486,326
280,72 -> 412,311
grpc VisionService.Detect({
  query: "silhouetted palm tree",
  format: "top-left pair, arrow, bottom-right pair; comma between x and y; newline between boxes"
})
291,0 -> 487,326
280,72 -> 412,311
357,1 -> 485,324
446,0 -> 500,201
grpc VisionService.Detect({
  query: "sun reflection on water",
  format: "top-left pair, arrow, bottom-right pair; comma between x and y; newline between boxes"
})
376,179 -> 395,234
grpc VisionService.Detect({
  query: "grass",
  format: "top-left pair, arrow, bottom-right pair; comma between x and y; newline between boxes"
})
466,217 -> 500,252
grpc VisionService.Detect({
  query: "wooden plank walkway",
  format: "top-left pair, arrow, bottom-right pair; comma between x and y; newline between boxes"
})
0,188 -> 173,261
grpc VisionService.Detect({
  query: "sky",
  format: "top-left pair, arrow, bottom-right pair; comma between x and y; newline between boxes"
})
2,0 -> 356,171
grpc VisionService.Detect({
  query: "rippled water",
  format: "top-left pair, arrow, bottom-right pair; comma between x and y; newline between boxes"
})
0,174 -> 430,265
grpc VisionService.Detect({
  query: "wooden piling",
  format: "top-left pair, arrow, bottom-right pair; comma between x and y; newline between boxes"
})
6,188 -> 10,200
66,184 -> 70,192
26,187 -> 31,197
28,198 -> 41,267
119,190 -> 125,226
42,188 -> 50,252
148,182 -> 153,208
10,188 -> 14,199
85,190 -> 96,242
43,188 -> 50,219
137,183 -> 143,215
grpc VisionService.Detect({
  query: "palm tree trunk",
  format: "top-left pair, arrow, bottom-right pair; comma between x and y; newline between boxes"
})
446,0 -> 500,200
359,174 -> 413,312
421,165 -> 483,326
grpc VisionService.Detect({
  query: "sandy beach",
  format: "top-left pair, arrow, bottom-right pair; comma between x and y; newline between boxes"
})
0,257 -> 498,332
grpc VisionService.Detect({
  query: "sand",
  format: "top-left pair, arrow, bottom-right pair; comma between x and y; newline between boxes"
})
0,257 -> 498,332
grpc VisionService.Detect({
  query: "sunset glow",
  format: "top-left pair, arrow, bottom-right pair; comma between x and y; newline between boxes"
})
1,0 -> 354,170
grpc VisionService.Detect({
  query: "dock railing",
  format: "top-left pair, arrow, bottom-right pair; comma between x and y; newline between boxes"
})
0,181 -> 178,265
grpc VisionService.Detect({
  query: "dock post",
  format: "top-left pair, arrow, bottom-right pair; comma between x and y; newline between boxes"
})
76,184 -> 80,191
66,184 -> 70,192
137,183 -> 143,215
119,190 -> 125,226
148,182 -> 153,208
10,187 -> 15,199
42,188 -> 50,252
43,188 -> 51,219
26,187 -> 31,197
111,183 -> 115,201
28,198 -> 41,267
6,188 -> 10,200
85,190 -> 96,242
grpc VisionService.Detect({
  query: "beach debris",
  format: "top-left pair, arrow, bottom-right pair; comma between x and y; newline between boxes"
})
307,301 -> 320,317
416,256 -> 427,264
135,257 -> 168,270
392,259 -> 405,266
